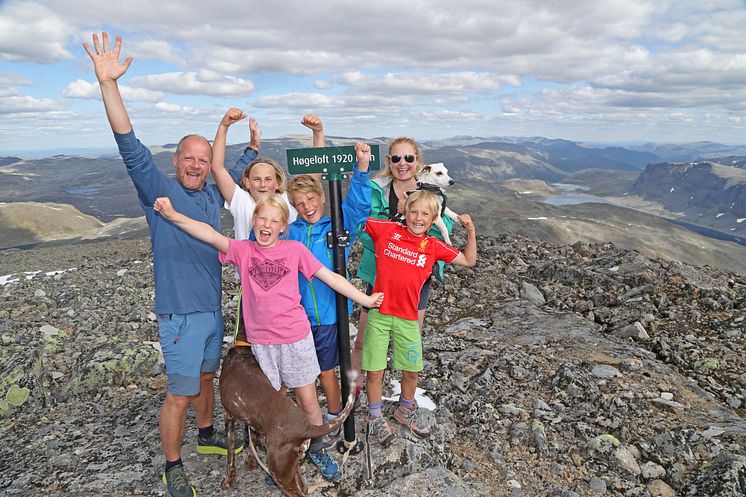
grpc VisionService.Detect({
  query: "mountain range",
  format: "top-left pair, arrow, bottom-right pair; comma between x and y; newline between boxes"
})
3,134 -> 746,274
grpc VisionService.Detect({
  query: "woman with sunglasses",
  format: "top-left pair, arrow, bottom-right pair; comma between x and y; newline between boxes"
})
352,137 -> 454,399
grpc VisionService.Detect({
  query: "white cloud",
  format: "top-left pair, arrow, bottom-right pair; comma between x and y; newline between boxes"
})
63,79 -> 165,102
0,93 -> 59,114
2,0 -> 746,149
0,73 -> 31,85
0,1 -> 74,63
126,38 -> 186,65
330,71 -> 521,95
153,101 -> 204,115
130,70 -> 254,97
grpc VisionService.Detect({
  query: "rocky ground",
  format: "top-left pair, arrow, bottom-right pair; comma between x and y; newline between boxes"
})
1,231 -> 746,497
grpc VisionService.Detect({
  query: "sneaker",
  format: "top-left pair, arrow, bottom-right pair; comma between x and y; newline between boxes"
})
197,430 -> 244,456
393,402 -> 431,438
367,415 -> 395,446
162,464 -> 196,497
320,412 -> 342,449
307,448 -> 343,483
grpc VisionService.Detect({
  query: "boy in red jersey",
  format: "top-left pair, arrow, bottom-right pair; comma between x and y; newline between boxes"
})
362,189 -> 477,445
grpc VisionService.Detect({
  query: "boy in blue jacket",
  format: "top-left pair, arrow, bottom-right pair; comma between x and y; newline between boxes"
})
286,139 -> 372,446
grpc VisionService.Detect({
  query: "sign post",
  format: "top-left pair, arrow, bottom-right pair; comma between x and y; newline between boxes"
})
287,145 -> 380,454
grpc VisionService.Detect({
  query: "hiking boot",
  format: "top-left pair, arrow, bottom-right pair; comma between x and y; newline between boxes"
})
308,448 -> 343,482
319,412 -> 342,449
367,415 -> 395,447
393,402 -> 431,438
197,430 -> 244,456
162,464 -> 196,497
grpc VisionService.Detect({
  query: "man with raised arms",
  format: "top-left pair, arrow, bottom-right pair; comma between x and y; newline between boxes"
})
83,33 -> 254,497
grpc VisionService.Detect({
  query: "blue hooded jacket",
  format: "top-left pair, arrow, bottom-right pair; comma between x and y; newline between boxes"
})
286,170 -> 370,325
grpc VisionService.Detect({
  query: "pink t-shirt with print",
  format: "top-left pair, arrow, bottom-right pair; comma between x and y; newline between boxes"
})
219,238 -> 322,344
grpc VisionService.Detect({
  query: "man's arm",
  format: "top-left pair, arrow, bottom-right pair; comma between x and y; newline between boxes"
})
450,214 -> 477,267
154,197 -> 230,254
83,32 -> 133,134
213,108 -> 246,204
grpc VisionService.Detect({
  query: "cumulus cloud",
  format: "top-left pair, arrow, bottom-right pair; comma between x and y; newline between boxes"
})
129,70 -> 254,97
63,79 -> 165,102
0,92 -> 59,114
126,38 -> 186,65
3,0 -> 746,146
330,71 -> 521,95
0,73 -> 31,86
153,101 -> 204,116
0,1 -> 74,63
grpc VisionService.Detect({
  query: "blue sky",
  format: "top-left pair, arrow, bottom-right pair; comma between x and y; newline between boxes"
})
1,0 -> 745,156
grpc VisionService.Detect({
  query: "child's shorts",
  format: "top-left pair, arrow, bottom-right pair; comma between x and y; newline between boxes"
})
158,310 -> 224,396
311,324 -> 340,371
361,309 -> 422,373
251,333 -> 321,390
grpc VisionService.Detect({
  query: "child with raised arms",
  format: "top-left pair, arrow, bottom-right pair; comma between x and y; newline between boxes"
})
153,193 -> 383,482
286,137 -> 372,448
362,190 -> 476,446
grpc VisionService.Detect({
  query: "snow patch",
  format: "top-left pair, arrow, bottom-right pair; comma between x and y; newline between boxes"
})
383,380 -> 436,411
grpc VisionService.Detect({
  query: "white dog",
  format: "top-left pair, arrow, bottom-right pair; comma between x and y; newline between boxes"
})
414,162 -> 460,246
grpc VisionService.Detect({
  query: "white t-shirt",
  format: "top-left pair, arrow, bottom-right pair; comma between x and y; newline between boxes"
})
226,184 -> 298,241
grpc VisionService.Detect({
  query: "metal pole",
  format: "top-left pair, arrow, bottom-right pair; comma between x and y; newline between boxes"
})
326,173 -> 364,454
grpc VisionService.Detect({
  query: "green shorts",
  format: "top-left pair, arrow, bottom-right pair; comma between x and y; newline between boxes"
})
362,309 -> 422,372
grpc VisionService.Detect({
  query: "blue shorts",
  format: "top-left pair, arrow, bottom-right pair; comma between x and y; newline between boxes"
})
365,278 -> 431,311
158,310 -> 224,396
311,324 -> 339,371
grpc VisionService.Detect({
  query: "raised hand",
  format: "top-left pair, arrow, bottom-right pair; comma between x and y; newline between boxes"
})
354,141 -> 371,172
221,108 -> 246,127
154,197 -> 176,221
458,213 -> 475,232
354,141 -> 371,163
249,118 -> 261,151
301,114 -> 323,132
82,32 -> 132,84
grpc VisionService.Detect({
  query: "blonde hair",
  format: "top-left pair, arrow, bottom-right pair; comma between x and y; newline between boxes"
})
252,193 -> 290,226
404,190 -> 441,221
377,136 -> 424,179
242,156 -> 288,193
286,174 -> 324,207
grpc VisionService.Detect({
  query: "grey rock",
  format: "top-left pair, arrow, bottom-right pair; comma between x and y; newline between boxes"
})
688,454 -> 746,497
520,281 -> 546,305
646,479 -> 675,497
588,476 -> 607,494
591,364 -> 622,379
640,461 -> 666,480
614,322 -> 650,340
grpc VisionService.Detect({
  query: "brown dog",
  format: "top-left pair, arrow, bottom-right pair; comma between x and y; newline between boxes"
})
219,346 -> 355,497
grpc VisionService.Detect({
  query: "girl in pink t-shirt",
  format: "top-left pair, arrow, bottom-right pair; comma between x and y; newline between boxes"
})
154,193 -> 382,481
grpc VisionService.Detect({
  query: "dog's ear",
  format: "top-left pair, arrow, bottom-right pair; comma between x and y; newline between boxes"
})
421,164 -> 432,173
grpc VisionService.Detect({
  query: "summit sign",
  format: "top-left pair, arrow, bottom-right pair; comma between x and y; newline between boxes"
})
287,145 -> 381,175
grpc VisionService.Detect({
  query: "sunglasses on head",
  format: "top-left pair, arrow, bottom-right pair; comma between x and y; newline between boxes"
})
389,154 -> 416,164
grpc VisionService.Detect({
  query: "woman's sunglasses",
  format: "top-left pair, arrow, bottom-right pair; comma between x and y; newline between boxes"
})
389,154 -> 416,164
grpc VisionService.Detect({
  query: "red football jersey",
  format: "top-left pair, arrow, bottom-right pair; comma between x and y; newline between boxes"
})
365,218 -> 459,320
